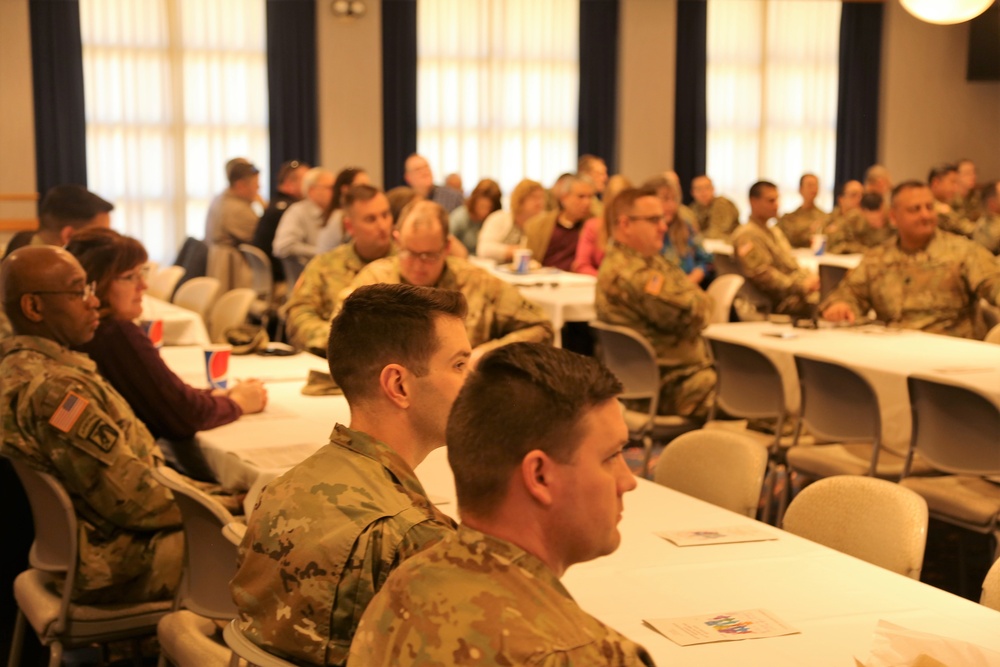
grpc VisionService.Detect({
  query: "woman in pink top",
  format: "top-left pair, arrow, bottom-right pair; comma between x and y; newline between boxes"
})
572,175 -> 632,275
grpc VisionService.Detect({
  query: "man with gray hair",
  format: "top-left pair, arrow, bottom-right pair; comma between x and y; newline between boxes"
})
341,199 -> 553,366
403,153 -> 463,213
273,167 -> 336,277
522,175 -> 594,270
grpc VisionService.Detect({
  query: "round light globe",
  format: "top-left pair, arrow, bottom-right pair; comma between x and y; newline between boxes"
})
900,0 -> 995,25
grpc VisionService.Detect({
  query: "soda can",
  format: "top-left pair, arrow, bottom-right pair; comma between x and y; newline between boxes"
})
513,248 -> 532,274
811,233 -> 826,256
140,319 -> 164,349
203,345 -> 232,390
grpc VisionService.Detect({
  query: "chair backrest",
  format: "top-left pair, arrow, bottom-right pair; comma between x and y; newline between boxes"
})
173,276 -> 222,323
708,338 -> 785,420
8,459 -> 76,577
705,274 -> 744,324
147,265 -> 186,301
224,619 -> 298,667
150,467 -> 238,620
173,237 -> 209,288
982,556 -> 1000,611
653,429 -> 769,518
209,288 -> 257,343
985,323 -> 1000,345
905,375 -> 1000,476
589,320 -> 661,410
782,475 -> 928,579
281,256 -> 305,288
818,264 -> 848,302
238,243 -> 274,304
794,355 -> 881,446
981,298 -> 1000,333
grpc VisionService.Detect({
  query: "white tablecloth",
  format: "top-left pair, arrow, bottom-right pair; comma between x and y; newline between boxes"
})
703,321 -> 1000,455
141,295 -> 211,346
491,268 -> 597,346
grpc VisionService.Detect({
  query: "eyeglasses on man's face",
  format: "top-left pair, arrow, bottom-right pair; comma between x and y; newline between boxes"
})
399,247 -> 447,263
29,281 -> 98,302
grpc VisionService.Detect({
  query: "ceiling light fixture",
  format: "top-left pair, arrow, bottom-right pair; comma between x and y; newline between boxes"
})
899,0 -> 995,25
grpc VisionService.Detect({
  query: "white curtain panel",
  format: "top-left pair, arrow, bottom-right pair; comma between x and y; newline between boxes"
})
417,0 -> 579,196
707,0 -> 840,220
81,0 -> 268,263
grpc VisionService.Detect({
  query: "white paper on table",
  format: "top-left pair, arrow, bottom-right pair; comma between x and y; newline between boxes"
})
855,620 -> 1000,667
656,526 -> 777,547
645,608 -> 799,647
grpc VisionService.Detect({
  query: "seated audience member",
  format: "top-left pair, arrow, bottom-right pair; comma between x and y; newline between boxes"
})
573,174 -> 632,276
826,192 -> 894,255
477,178 -> 546,263
821,181 -> 1000,339
973,180 -> 1000,255
0,246 -> 183,603
596,188 -> 716,420
285,185 -> 395,354
448,178 -> 502,254
689,174 -> 740,239
776,173 -> 828,248
864,164 -> 892,198
66,228 -> 267,444
644,175 -> 713,288
928,163 -> 975,238
732,181 -> 819,318
954,158 -> 981,222
252,159 -> 309,283
348,343 -> 653,666
205,159 -> 262,291
317,167 -> 372,253
444,171 -> 464,195
578,153 -> 609,218
826,179 -> 864,225
523,175 -> 594,270
403,153 -> 464,213
231,284 -> 466,667
342,200 -> 554,366
273,167 -> 336,274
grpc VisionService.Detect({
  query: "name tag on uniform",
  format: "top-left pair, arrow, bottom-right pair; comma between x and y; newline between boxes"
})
49,392 -> 89,433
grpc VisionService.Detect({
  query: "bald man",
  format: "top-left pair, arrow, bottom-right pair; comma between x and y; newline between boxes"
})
0,247 -> 185,603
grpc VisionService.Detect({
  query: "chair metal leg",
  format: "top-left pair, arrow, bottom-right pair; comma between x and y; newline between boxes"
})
7,609 -> 26,667
46,641 -> 63,667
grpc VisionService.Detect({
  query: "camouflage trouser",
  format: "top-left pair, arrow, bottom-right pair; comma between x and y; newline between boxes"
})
658,361 -> 717,421
73,529 -> 184,604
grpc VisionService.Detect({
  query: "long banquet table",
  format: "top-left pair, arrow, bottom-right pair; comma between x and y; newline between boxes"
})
159,347 -> 1000,666
703,321 -> 1000,456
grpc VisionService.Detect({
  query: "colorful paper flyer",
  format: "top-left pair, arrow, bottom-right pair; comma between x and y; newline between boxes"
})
645,609 -> 800,646
655,526 -> 778,547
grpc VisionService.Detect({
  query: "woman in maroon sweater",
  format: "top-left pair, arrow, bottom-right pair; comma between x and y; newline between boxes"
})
66,228 -> 267,442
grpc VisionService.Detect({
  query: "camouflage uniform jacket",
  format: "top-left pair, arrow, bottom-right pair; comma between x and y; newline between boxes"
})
284,242 -> 396,351
973,212 -> 1000,255
230,424 -> 457,667
935,201 -> 976,238
597,241 -> 712,367
0,336 -> 182,595
819,230 -> 1000,339
776,205 -> 828,248
348,524 -> 656,667
825,211 -> 895,255
343,256 -> 554,352
730,222 -> 814,312
691,196 -> 740,240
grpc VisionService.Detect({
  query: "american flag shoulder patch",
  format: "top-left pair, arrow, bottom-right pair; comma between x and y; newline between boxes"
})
49,392 -> 90,433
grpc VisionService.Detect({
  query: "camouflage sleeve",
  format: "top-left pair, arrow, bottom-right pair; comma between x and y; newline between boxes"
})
776,213 -> 811,248
625,265 -> 712,339
734,237 -> 807,298
963,241 -> 1000,306
818,260 -> 872,318
973,218 -> 1000,255
474,278 -> 554,355
708,199 -> 739,238
938,211 -> 977,239
33,379 -> 181,531
285,260 -> 338,351
0,310 -> 12,340
826,215 -> 868,254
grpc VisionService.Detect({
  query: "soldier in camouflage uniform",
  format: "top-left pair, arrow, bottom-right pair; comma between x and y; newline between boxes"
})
690,174 -> 740,239
776,173 -> 828,248
341,200 -> 553,365
0,246 -> 182,603
284,185 -> 395,354
349,343 -> 654,666
929,163 -> 976,238
231,284 -> 469,666
954,159 -> 982,222
826,192 -> 895,255
822,181 -> 1000,339
596,188 -> 716,420
732,181 -> 820,318
973,181 -> 1000,255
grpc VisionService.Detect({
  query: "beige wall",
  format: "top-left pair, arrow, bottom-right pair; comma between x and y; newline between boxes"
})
618,0 -> 677,184
0,0 -> 38,236
316,0 -> 384,186
879,1 -> 1000,183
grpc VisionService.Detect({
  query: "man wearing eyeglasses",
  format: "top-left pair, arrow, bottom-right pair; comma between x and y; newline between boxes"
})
341,200 -> 554,366
596,188 -> 716,421
0,246 -> 185,604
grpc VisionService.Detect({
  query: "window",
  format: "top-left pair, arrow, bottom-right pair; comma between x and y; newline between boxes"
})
706,0 -> 840,217
81,0 -> 268,263
417,0 -> 579,197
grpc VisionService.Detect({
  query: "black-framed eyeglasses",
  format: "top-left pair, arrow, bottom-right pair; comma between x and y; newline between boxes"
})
29,281 -> 97,301
399,247 -> 446,263
627,215 -> 666,225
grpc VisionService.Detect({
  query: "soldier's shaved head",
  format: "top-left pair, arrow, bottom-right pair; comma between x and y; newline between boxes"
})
3,246 -> 76,318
